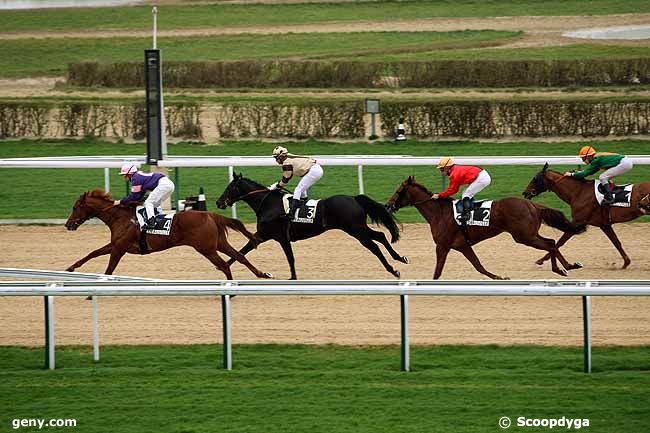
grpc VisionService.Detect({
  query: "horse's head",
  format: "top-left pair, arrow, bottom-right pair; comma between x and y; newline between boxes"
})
65,190 -> 112,230
385,176 -> 430,213
216,173 -> 262,209
523,163 -> 550,200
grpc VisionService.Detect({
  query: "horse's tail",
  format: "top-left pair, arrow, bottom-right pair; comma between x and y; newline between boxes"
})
535,204 -> 586,234
210,213 -> 258,244
354,195 -> 400,243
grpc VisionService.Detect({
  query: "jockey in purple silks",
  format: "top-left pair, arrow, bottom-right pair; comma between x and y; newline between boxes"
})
114,163 -> 175,229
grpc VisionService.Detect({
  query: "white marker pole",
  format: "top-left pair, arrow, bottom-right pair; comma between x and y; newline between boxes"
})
152,7 -> 158,49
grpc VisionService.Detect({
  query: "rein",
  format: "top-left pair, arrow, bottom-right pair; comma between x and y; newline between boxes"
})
233,188 -> 269,202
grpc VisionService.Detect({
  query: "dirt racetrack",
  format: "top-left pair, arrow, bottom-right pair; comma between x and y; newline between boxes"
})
1,223 -> 650,347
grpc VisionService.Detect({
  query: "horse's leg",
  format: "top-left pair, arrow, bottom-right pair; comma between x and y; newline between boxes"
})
514,234 -> 567,277
535,232 -> 578,267
368,228 -> 409,264
218,242 -> 272,279
66,243 -> 112,272
104,249 -> 127,275
226,232 -> 269,267
457,245 -> 508,280
349,230 -> 400,278
196,249 -> 233,280
277,236 -> 298,280
433,245 -> 450,279
600,225 -> 631,269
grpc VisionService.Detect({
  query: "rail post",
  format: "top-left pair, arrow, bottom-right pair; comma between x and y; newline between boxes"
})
228,166 -> 237,219
44,292 -> 55,370
400,283 -> 410,372
582,286 -> 592,373
221,291 -> 232,371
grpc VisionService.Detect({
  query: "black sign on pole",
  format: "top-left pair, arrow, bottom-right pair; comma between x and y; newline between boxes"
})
145,49 -> 163,164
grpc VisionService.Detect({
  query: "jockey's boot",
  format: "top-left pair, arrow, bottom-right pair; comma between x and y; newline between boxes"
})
458,197 -> 472,225
602,183 -> 615,205
142,216 -> 156,230
287,198 -> 300,217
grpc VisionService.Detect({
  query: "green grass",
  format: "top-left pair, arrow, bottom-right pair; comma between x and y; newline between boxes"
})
0,31 -> 519,78
2,0 -> 650,33
356,44 -> 650,61
1,344 -> 649,433
2,138 -> 650,222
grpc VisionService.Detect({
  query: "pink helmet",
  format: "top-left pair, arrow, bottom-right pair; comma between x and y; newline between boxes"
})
119,163 -> 138,176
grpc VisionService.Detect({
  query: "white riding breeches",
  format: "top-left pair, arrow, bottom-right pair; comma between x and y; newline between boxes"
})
144,176 -> 175,219
462,170 -> 491,199
294,164 -> 323,200
599,157 -> 633,185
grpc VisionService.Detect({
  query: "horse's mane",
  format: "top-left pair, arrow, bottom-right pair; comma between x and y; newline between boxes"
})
410,180 -> 453,201
88,188 -> 114,201
240,177 -> 266,189
546,168 -> 591,184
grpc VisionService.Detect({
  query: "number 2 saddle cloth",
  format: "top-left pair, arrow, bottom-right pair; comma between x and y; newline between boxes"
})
451,200 -> 493,227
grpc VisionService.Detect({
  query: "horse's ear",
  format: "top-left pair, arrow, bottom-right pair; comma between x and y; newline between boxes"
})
543,162 -> 549,172
407,175 -> 414,184
235,172 -> 242,179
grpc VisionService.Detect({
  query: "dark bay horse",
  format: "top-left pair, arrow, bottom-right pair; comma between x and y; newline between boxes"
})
385,176 -> 585,279
216,174 -> 407,279
65,189 -> 271,280
523,163 -> 650,269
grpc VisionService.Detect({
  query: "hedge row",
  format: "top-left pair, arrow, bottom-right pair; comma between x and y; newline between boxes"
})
68,59 -> 650,89
1,99 -> 649,139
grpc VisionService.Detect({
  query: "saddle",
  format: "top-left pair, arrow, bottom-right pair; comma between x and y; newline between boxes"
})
452,199 -> 493,227
594,182 -> 633,208
282,194 -> 321,224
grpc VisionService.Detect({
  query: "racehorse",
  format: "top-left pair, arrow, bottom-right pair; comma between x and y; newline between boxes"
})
385,176 -> 585,279
523,163 -> 650,269
216,173 -> 408,279
64,189 -> 271,280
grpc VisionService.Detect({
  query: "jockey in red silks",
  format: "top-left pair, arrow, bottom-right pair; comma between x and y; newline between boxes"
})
431,157 -> 492,224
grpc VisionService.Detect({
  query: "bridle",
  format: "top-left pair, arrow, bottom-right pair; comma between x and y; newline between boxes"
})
227,188 -> 269,205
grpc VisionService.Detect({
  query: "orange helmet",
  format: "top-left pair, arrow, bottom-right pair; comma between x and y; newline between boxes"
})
437,156 -> 455,169
578,146 -> 596,159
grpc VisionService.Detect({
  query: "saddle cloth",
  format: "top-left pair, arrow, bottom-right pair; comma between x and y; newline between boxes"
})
136,206 -> 174,235
594,182 -> 633,207
452,200 -> 493,227
282,194 -> 320,224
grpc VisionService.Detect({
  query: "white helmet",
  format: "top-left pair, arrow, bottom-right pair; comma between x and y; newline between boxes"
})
272,146 -> 288,158
119,163 -> 138,176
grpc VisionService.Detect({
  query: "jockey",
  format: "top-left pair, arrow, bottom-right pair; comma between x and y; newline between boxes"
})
268,146 -> 323,216
431,157 -> 491,224
564,146 -> 633,205
114,163 -> 175,229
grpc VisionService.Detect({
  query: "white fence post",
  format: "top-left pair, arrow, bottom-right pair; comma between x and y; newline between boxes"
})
45,294 -> 55,370
92,296 -> 100,362
357,165 -> 365,195
228,166 -> 237,219
221,294 -> 232,371
104,168 -> 110,192
582,286 -> 592,373
400,293 -> 410,372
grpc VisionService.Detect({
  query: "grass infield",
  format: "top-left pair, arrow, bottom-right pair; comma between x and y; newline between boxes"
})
1,344 -> 649,433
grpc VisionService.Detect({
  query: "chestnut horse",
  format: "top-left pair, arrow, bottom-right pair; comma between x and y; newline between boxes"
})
523,163 -> 650,269
64,189 -> 271,280
385,176 -> 585,279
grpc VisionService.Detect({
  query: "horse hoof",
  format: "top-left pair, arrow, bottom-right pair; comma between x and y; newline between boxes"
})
400,256 -> 409,264
393,270 -> 401,279
555,269 -> 568,277
65,267 -> 75,272
572,262 -> 583,269
262,272 -> 273,279
535,259 -> 545,266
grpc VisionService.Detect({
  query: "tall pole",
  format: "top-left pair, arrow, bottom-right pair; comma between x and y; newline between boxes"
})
152,7 -> 158,49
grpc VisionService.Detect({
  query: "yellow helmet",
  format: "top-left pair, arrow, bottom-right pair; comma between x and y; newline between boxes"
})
578,145 -> 596,158
437,156 -> 455,169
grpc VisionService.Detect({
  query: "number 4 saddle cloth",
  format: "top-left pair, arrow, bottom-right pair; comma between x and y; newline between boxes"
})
451,200 -> 493,227
136,206 -> 174,235
282,194 -> 322,224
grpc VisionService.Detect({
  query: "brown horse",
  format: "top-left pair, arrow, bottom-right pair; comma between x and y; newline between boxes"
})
64,189 -> 272,280
523,163 -> 650,269
385,176 -> 585,279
